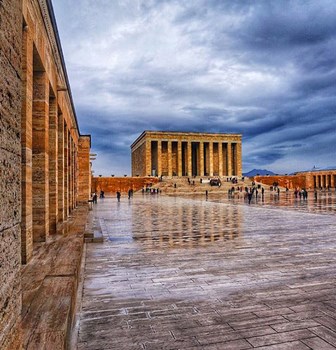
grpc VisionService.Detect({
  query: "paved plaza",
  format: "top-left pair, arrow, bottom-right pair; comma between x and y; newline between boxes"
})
77,193 -> 336,349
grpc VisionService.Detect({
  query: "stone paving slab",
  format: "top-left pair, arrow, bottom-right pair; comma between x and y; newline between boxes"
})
76,194 -> 336,349
21,205 -> 88,349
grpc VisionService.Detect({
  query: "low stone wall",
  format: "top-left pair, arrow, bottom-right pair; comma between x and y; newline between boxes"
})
253,175 -> 307,190
91,177 -> 159,194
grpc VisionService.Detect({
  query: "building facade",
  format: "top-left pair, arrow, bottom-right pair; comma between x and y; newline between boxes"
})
300,168 -> 336,189
0,1 -> 91,349
131,131 -> 242,177
254,168 -> 336,190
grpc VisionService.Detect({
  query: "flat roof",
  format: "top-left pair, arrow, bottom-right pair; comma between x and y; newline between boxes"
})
131,130 -> 242,148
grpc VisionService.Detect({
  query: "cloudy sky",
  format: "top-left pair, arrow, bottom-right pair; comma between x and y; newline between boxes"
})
53,0 -> 336,175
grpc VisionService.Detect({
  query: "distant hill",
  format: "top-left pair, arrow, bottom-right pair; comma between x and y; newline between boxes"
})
243,169 -> 276,177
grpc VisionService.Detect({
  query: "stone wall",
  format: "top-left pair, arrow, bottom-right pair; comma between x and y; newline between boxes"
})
253,175 -> 307,190
92,177 -> 159,195
0,0 -> 23,349
132,141 -> 146,177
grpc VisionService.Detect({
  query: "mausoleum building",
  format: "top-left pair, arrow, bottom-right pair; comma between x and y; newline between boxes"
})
131,131 -> 242,178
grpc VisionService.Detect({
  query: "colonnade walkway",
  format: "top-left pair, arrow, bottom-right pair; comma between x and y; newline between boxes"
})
76,193 -> 336,349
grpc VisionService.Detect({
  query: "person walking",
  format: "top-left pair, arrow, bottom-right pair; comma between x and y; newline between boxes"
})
116,191 -> 121,202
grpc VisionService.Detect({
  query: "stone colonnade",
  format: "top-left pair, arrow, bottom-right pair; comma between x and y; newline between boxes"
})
131,131 -> 242,178
20,0 -> 91,264
1,1 -> 91,349
306,171 -> 336,189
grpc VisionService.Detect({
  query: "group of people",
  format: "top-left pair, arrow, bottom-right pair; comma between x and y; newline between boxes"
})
187,178 -> 196,185
294,188 -> 308,200
222,185 -> 270,205
91,190 -> 105,203
116,188 -> 134,201
142,186 -> 160,194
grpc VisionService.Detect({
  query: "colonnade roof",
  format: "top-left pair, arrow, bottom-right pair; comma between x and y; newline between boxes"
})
131,130 -> 242,148
295,167 -> 336,174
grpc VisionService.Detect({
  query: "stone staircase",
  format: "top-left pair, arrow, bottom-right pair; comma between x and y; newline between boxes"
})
150,176 -> 256,195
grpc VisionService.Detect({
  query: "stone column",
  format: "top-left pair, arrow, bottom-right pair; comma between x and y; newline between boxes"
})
236,142 -> 242,177
145,139 -> 151,176
218,143 -> 223,177
64,125 -> 69,218
73,143 -> 77,207
177,141 -> 182,177
227,142 -> 232,176
32,71 -> 50,242
57,115 -> 65,222
157,141 -> 162,177
199,142 -> 204,176
187,141 -> 192,177
21,22 -> 33,263
71,138 -> 75,209
168,141 -> 172,176
209,142 -> 214,176
48,96 -> 58,234
78,136 -> 91,202
331,174 -> 335,188
69,136 -> 73,212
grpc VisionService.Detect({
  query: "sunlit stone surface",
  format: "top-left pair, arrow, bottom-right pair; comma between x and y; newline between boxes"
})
77,193 -> 336,349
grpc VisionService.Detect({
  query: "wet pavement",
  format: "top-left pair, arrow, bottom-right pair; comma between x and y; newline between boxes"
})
77,193 -> 336,349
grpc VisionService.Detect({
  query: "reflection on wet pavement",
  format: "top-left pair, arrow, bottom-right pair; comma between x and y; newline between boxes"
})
77,193 -> 336,349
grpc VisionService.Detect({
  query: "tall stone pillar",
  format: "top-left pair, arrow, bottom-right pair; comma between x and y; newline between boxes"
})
168,141 -> 172,176
157,141 -> 162,176
187,141 -> 192,177
64,125 -> 69,218
70,137 -> 74,208
78,136 -> 91,202
21,22 -> 33,263
68,136 -> 73,212
209,142 -> 213,176
145,139 -> 151,176
70,138 -> 74,209
177,141 -> 182,177
218,143 -> 223,177
58,115 -> 65,222
48,96 -> 58,234
236,142 -> 242,177
331,174 -> 335,188
227,142 -> 232,176
73,143 -> 77,207
199,142 -> 204,176
32,71 -> 50,242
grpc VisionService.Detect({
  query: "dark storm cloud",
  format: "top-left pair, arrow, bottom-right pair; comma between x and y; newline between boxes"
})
53,0 -> 336,175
